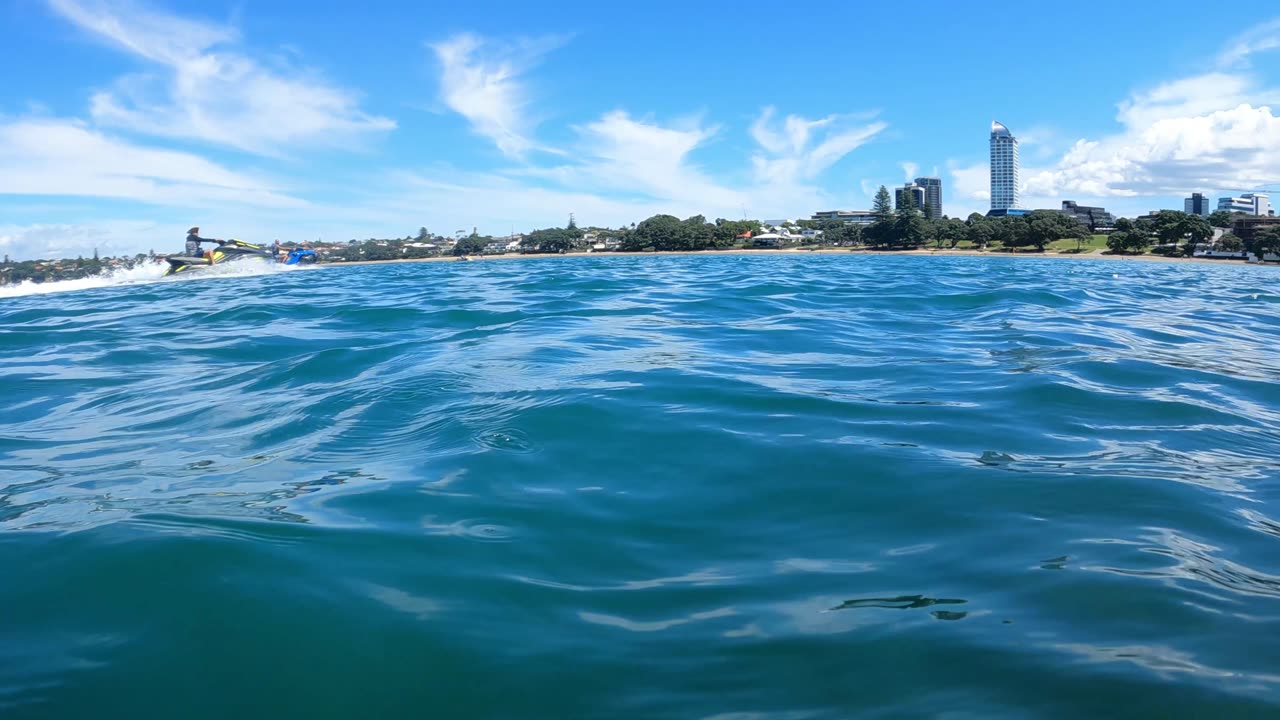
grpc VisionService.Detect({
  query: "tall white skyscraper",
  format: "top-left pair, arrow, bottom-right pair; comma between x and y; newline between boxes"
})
990,121 -> 1019,211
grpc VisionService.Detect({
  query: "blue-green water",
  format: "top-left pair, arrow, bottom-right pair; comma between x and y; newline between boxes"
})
3,254 -> 1280,718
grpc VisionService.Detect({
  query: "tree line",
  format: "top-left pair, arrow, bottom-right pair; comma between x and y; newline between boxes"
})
617,186 -> 1091,253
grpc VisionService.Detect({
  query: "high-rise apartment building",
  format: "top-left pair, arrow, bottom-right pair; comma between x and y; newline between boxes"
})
895,183 -> 926,212
914,177 -> 943,219
990,121 -> 1019,212
1184,192 -> 1210,217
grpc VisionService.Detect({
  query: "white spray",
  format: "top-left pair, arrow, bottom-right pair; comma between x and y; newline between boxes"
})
0,258 -> 304,299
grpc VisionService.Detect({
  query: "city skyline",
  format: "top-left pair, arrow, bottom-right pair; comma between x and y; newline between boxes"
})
2,1 -> 1280,259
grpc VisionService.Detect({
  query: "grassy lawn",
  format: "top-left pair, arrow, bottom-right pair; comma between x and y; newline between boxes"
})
1048,234 -> 1108,253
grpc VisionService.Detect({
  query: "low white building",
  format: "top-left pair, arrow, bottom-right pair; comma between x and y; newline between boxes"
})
811,210 -> 876,225
1218,193 -> 1272,216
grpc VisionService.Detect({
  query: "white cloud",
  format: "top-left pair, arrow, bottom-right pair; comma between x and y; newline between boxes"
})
1024,21 -> 1280,200
1024,98 -> 1280,199
351,106 -> 888,233
1115,73 -> 1267,129
945,22 -> 1280,212
0,118 -> 306,207
499,106 -> 886,223
900,161 -> 918,182
948,161 -> 988,203
431,33 -> 563,157
1217,17 -> 1280,68
0,220 -> 163,261
750,107 -> 886,185
50,0 -> 394,154
573,111 -> 740,208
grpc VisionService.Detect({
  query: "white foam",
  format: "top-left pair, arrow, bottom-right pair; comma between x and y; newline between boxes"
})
0,257 -> 301,299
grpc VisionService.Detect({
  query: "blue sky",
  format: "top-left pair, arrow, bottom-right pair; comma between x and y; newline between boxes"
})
3,0 -> 1280,259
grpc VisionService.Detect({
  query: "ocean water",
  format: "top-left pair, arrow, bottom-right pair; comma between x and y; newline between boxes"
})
2,254 -> 1280,719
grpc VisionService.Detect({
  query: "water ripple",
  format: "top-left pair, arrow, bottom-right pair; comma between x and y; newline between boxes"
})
3,254 -> 1280,716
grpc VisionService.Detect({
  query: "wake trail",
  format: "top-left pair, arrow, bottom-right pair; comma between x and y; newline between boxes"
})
0,259 -> 302,299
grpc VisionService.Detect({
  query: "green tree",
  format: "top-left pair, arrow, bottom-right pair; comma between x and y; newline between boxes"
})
1106,232 -> 1131,254
416,227 -> 430,241
1150,210 -> 1184,253
818,219 -> 844,245
452,236 -> 489,256
1207,210 -> 1240,228
1217,233 -> 1243,252
1105,227 -> 1151,255
1134,215 -> 1157,238
1022,210 -> 1081,252
967,220 -> 995,249
681,215 -> 715,250
712,218 -> 761,246
892,189 -> 927,248
1182,215 -> 1213,255
929,217 -> 967,249
818,220 -> 862,247
522,227 -> 575,254
930,218 -> 946,249
842,223 -> 864,246
1149,211 -> 1213,255
1073,226 -> 1092,253
1247,228 -> 1280,259
945,218 -> 968,248
866,185 -> 894,247
989,215 -> 1025,250
623,214 -> 683,251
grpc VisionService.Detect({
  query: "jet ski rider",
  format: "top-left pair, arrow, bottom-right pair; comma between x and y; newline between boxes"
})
185,226 -> 222,257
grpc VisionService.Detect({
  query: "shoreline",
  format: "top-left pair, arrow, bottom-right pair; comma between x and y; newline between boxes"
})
325,247 -> 1272,268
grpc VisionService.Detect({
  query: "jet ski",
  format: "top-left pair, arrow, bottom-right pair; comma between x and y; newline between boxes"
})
283,248 -> 317,265
164,239 -> 272,276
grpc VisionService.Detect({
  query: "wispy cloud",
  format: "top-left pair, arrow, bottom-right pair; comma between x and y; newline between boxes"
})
571,111 -> 738,206
749,107 -> 886,184
900,161 -> 918,182
49,0 -> 394,155
1217,17 -> 1280,68
373,105 -> 887,231
431,32 -> 564,157
0,118 -> 305,207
